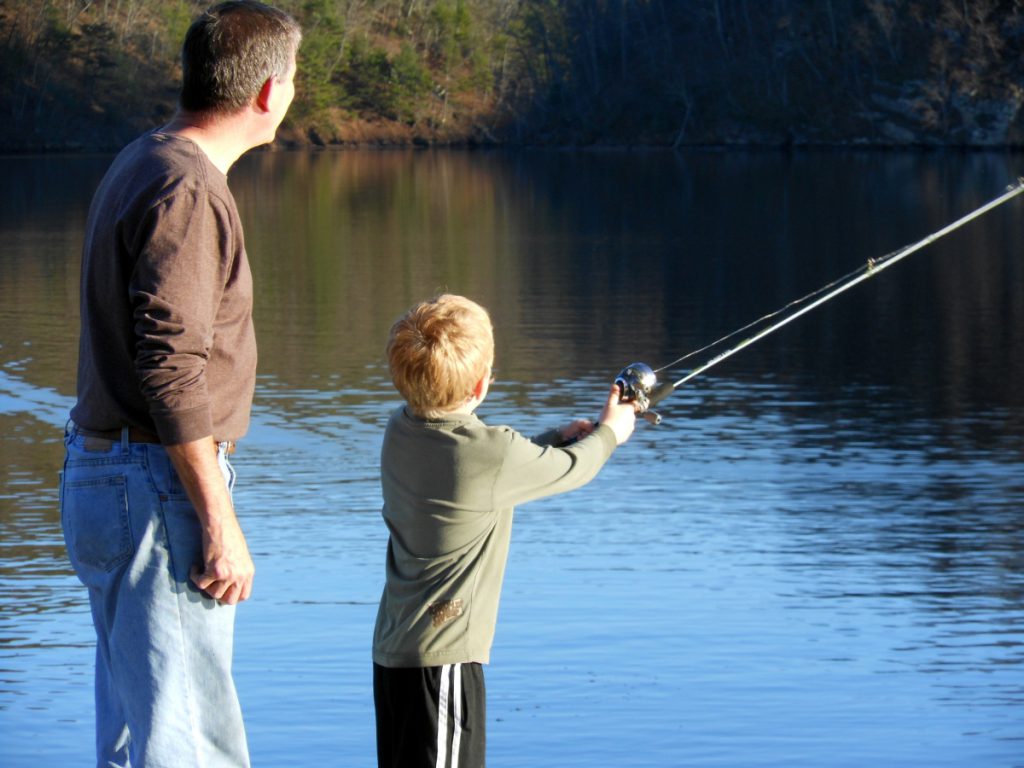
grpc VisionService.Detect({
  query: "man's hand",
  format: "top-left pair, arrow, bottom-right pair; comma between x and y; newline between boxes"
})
166,438 -> 255,605
189,513 -> 255,605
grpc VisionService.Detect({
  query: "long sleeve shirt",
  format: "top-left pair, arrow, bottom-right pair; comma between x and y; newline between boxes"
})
373,407 -> 618,667
71,131 -> 256,444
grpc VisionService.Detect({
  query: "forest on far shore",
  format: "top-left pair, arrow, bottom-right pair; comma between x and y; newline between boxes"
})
2,0 -> 1023,152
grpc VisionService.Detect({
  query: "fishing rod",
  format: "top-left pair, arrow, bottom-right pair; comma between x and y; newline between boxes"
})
615,178 -> 1024,425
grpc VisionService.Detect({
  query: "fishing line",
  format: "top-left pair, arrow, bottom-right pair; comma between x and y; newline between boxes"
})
616,178 -> 1024,424
651,262 -> 865,376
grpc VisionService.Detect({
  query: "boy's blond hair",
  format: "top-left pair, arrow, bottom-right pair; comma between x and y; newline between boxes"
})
387,294 -> 495,418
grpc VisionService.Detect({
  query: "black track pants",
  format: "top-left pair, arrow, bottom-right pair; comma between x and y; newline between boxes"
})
374,662 -> 486,768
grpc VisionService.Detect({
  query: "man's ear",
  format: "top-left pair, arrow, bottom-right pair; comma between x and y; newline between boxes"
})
254,77 -> 275,113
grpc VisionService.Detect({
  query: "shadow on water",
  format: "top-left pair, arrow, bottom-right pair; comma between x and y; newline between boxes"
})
0,147 -> 1022,767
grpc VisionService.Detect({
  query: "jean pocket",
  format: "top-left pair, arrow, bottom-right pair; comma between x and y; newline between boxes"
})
61,474 -> 134,577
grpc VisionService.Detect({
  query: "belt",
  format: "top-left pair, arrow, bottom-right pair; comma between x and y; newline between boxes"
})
75,425 -> 161,444
73,424 -> 236,454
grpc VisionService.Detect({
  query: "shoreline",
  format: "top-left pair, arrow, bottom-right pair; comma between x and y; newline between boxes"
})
4,137 -> 1023,156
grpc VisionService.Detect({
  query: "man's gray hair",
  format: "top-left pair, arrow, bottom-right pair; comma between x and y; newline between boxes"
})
181,1 -> 302,115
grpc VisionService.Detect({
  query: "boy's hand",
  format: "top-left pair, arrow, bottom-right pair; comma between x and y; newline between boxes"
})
559,419 -> 596,444
599,384 -> 637,445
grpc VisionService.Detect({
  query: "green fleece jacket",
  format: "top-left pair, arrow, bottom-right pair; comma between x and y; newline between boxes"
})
373,406 -> 619,667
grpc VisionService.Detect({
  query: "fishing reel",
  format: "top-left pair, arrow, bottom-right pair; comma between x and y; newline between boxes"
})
615,362 -> 668,425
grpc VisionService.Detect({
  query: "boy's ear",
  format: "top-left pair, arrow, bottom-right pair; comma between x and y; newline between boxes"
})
471,374 -> 488,400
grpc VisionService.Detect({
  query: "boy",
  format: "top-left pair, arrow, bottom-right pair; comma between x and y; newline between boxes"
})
373,294 -> 636,767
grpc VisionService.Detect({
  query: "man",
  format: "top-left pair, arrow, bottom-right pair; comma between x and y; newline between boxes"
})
60,3 -> 301,766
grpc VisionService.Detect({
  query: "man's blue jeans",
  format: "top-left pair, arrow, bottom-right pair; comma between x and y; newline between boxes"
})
60,423 -> 250,768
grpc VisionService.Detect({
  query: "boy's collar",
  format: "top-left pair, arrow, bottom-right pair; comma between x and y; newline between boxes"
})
402,406 -> 480,426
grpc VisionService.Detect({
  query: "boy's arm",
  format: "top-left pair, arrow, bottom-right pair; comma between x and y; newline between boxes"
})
494,423 -> 616,508
495,386 -> 635,507
532,419 -> 594,447
532,385 -> 635,447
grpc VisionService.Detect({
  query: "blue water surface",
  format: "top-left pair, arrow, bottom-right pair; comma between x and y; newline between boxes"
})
1,148 -> 1022,767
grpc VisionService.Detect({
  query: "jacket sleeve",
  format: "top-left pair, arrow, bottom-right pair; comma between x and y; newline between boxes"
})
491,423 -> 618,509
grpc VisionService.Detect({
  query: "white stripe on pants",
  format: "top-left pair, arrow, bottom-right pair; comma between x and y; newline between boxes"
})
435,663 -> 464,768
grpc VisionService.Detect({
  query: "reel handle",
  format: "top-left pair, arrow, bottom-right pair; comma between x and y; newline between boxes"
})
615,362 -> 672,426
555,362 -> 667,446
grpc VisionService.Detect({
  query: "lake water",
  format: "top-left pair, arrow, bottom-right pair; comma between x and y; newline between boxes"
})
0,147 -> 1022,767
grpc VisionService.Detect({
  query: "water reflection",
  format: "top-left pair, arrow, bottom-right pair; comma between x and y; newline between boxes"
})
0,148 -> 1022,766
